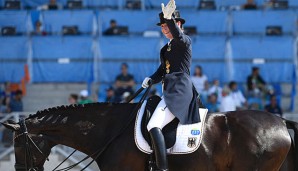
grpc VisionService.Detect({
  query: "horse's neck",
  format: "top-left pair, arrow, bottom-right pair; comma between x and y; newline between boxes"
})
26,103 -> 139,156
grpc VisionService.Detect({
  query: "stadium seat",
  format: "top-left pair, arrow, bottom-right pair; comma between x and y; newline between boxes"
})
86,0 -> 123,9
22,0 -> 48,9
98,10 -> 160,34
99,36 -> 161,59
181,10 -> 229,35
100,10 -> 228,35
41,10 -> 96,35
215,0 -> 265,9
98,36 -> 162,83
230,36 -> 294,59
289,0 -> 298,8
191,35 -> 228,83
98,60 -> 160,84
22,0 -> 78,9
232,10 -> 296,35
230,36 -> 295,83
0,10 -> 31,35
215,0 -> 247,8
0,37 -> 28,82
145,0 -> 199,9
231,63 -> 295,83
31,36 -> 94,82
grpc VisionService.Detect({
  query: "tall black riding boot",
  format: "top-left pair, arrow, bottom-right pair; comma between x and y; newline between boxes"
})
149,127 -> 168,171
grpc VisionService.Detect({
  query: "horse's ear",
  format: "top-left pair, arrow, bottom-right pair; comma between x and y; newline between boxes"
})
2,120 -> 20,131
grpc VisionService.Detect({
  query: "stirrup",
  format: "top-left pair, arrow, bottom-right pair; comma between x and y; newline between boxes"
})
147,154 -> 156,171
147,155 -> 168,171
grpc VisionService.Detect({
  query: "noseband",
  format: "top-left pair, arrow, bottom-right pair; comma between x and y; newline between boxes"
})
14,119 -> 47,171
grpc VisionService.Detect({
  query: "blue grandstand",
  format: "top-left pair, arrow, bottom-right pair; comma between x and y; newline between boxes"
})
0,0 -> 297,112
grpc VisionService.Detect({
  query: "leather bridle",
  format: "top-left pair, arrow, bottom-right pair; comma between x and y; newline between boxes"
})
14,119 -> 47,171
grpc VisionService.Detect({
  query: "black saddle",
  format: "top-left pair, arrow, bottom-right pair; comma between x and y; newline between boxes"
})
141,95 -> 179,149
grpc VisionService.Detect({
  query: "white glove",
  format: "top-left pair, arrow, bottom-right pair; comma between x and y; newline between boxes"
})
161,0 -> 176,20
142,77 -> 151,88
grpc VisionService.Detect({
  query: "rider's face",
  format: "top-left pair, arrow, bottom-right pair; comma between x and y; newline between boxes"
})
161,23 -> 173,39
161,21 -> 182,40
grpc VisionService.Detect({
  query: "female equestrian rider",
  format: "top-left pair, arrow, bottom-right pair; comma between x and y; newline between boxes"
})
142,0 -> 200,170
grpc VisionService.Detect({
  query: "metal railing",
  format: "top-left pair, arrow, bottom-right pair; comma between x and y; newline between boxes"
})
283,113 -> 298,122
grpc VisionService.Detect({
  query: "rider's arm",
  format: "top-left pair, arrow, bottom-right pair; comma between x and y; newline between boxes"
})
165,19 -> 190,47
150,64 -> 164,84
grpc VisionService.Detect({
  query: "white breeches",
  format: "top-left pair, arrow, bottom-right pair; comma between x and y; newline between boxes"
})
147,97 -> 175,131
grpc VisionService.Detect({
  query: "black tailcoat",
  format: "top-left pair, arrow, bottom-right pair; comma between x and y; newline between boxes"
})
150,18 -> 200,125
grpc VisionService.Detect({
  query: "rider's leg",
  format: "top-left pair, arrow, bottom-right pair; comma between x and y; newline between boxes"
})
147,98 -> 175,130
147,98 -> 175,171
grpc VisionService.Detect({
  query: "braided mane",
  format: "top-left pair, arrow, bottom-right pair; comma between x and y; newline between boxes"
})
26,102 -> 133,119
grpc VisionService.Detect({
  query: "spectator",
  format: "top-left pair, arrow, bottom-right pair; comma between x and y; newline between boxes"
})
105,86 -> 116,102
219,87 -> 236,112
1,88 -> 20,146
247,96 -> 263,110
205,93 -> 220,113
0,82 -> 13,113
37,0 -> 63,10
32,20 -> 47,36
242,0 -> 257,10
68,94 -> 78,104
103,19 -> 119,35
246,67 -> 265,110
208,79 -> 223,103
7,90 -> 23,113
200,80 -> 209,105
191,65 -> 208,93
265,95 -> 283,117
114,63 -> 135,102
229,81 -> 247,110
247,67 -> 266,93
78,90 -> 93,105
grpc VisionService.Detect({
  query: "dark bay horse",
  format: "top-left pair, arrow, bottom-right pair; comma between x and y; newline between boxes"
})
2,102 -> 298,171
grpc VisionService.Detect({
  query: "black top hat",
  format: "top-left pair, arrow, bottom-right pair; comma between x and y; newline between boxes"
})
157,10 -> 185,26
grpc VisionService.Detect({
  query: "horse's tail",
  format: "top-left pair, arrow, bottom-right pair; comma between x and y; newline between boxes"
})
285,119 -> 298,171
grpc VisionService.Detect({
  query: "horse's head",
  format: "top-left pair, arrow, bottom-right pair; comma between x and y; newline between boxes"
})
2,119 -> 53,171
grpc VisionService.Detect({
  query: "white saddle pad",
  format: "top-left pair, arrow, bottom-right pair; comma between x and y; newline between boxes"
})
134,100 -> 208,155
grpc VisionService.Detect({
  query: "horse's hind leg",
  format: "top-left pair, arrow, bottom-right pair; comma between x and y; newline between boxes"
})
256,150 -> 289,171
279,142 -> 295,171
